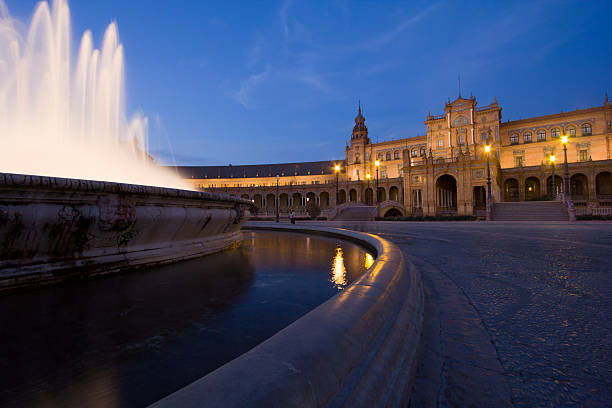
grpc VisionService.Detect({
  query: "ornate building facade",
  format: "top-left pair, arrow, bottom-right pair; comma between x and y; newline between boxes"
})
177,94 -> 612,218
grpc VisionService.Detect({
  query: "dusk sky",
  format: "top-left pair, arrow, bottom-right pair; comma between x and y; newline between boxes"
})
6,0 -> 612,166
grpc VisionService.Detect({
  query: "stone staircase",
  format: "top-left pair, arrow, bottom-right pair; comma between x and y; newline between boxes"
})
332,205 -> 377,221
491,201 -> 569,221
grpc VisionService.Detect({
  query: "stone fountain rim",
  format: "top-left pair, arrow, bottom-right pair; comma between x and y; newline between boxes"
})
0,171 -> 252,205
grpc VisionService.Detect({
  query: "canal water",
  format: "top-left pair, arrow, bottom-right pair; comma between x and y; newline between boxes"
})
0,231 -> 372,407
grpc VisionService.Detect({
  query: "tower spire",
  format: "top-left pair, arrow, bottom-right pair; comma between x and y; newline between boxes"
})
358,100 -> 361,115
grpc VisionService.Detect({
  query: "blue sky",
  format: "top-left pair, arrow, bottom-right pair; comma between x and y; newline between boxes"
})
7,0 -> 612,165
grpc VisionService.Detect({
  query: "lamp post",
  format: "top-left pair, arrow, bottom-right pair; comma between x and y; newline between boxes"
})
550,154 -> 556,200
485,144 -> 492,221
375,160 -> 380,204
366,173 -> 371,205
561,135 -> 576,221
334,165 -> 340,206
275,174 -> 279,223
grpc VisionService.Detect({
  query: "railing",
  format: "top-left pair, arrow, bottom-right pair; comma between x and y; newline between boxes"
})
429,113 -> 445,120
592,207 -> 612,215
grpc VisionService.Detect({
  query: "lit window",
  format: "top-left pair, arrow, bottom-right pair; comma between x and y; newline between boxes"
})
411,149 -> 418,157
582,123 -> 592,135
386,152 -> 391,161
567,126 -> 576,137
537,130 -> 546,141
510,134 -> 519,144
551,128 -> 560,138
394,150 -> 400,159
524,132 -> 532,143
579,150 -> 588,161
420,147 -> 426,156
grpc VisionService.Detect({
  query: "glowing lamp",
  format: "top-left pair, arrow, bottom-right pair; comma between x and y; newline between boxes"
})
561,135 -> 568,144
550,155 -> 556,163
334,165 -> 340,172
366,173 -> 371,180
374,160 -> 380,167
484,145 -> 491,153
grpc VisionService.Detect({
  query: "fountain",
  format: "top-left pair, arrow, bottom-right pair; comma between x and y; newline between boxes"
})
0,0 -> 251,290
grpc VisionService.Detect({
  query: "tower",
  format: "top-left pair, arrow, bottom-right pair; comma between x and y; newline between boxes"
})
352,102 -> 370,143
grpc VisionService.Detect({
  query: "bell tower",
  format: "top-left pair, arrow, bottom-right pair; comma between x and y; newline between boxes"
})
351,102 -> 370,143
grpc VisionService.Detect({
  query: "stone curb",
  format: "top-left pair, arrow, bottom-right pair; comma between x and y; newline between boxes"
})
151,223 -> 424,408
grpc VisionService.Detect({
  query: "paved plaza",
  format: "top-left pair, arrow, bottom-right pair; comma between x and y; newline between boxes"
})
301,221 -> 611,407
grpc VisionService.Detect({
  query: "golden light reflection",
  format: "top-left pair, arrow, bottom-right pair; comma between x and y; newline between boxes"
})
365,253 -> 374,270
331,246 -> 347,289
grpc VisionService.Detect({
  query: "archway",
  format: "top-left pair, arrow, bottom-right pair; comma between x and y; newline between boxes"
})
384,208 -> 403,217
546,175 -> 563,199
436,174 -> 457,212
377,187 -> 386,202
279,193 -> 289,212
292,192 -> 302,208
349,188 -> 357,202
525,177 -> 540,201
389,186 -> 400,201
266,193 -> 275,211
473,186 -> 486,210
503,178 -> 519,201
596,171 -> 612,196
253,194 -> 263,209
306,192 -> 316,206
364,188 -> 373,205
338,189 -> 346,205
320,192 -> 330,209
570,174 -> 588,198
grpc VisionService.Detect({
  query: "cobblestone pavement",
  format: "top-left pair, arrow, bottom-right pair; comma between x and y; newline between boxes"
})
309,221 -> 612,407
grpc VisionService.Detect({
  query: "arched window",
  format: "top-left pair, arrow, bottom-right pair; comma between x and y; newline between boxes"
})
523,132 -> 532,143
386,152 -> 391,161
377,152 -> 383,161
551,128 -> 560,138
453,116 -> 468,126
566,126 -> 576,137
355,153 -> 360,164
411,149 -> 418,157
420,146 -> 426,156
581,123 -> 592,135
394,150 -> 400,159
537,130 -> 546,141
510,134 -> 519,145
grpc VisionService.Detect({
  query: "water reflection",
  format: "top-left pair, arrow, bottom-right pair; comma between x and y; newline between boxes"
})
0,231 -> 372,408
331,246 -> 348,289
365,252 -> 375,270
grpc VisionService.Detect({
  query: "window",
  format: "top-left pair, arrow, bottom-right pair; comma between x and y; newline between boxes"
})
437,139 -> 444,148
567,126 -> 576,137
355,154 -> 360,164
458,134 -> 465,145
453,116 -> 468,126
551,128 -> 560,138
365,153 -> 370,161
394,150 -> 400,159
411,149 -> 418,157
537,130 -> 546,141
481,116 -> 486,122
481,132 -> 487,142
582,123 -> 592,135
385,152 -> 391,161
381,168 -> 387,178
420,146 -> 426,156
514,156 -> 524,167
510,134 -> 519,145
608,121 -> 612,131
579,150 -> 588,161
524,132 -> 532,143
377,153 -> 383,161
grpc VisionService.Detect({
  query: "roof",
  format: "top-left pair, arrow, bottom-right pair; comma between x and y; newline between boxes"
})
172,160 -> 345,179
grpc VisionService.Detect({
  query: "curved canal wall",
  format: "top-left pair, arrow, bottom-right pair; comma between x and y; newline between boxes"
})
0,172 -> 252,291
152,224 -> 424,407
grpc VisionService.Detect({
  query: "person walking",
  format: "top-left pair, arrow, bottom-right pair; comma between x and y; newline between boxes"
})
289,210 -> 295,224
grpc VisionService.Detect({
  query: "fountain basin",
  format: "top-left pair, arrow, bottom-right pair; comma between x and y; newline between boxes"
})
0,172 -> 252,291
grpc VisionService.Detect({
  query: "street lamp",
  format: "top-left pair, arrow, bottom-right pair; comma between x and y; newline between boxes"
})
275,174 -> 279,223
375,160 -> 380,204
561,135 -> 570,198
334,164 -> 340,206
485,145 -> 492,221
549,154 -> 556,200
366,173 -> 371,205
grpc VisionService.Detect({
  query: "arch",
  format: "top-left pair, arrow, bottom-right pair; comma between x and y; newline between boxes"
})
525,177 -> 541,201
253,194 -> 263,209
338,189 -> 346,204
266,193 -> 275,209
384,208 -> 403,218
510,134 -> 519,144
411,148 -> 418,157
364,188 -> 373,205
435,174 -> 457,212
570,173 -> 588,198
377,187 -> 386,202
306,192 -> 316,206
389,186 -> 400,201
503,178 -> 519,201
537,129 -> 546,142
596,171 -> 612,195
349,188 -> 357,202
453,116 -> 467,126
473,186 -> 486,210
292,192 -> 302,208
279,193 -> 289,211
320,192 -> 330,209
523,131 -> 532,143
546,175 -> 564,198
